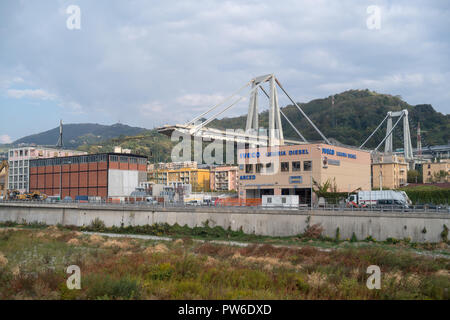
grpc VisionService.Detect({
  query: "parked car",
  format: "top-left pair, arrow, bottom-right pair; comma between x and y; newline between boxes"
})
375,199 -> 409,211
45,196 -> 60,203
62,196 -> 73,203
145,197 -> 158,205
186,200 -> 202,206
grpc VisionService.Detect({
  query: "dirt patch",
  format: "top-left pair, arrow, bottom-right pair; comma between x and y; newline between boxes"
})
67,238 -> 81,246
0,252 -> 8,267
49,232 -> 63,239
407,274 -> 421,287
0,227 -> 19,232
89,234 -> 104,244
118,251 -> 134,257
437,242 -> 448,250
204,256 -> 218,267
36,232 -> 46,238
384,271 -> 403,284
46,226 -> 59,231
435,269 -> 450,277
144,243 -> 169,255
102,240 -> 132,250
174,239 -> 183,245
307,272 -> 327,288
232,252 -> 296,270
11,266 -> 20,277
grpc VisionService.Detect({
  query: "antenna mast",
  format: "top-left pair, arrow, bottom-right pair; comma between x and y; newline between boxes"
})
417,121 -> 422,159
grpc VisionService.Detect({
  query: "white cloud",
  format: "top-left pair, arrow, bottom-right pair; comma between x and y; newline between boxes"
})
0,0 -> 448,140
176,93 -> 226,107
139,101 -> 165,116
0,135 -> 12,144
6,88 -> 56,100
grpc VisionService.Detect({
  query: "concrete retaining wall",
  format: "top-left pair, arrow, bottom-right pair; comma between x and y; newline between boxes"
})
0,203 -> 448,243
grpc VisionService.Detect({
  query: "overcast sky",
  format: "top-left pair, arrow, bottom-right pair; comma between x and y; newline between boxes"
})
0,0 -> 449,142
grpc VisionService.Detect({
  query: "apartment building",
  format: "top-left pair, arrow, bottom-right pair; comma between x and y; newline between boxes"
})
210,166 -> 238,191
148,167 -> 210,192
371,154 -> 408,189
422,160 -> 450,183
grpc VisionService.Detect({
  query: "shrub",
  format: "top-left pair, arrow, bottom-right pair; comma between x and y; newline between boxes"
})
88,218 -> 106,232
386,237 -> 400,244
441,225 -> 448,242
302,223 -> 324,239
350,232 -> 358,243
295,275 -> 310,292
175,254 -> 202,279
86,275 -> 141,300
335,227 -> 340,242
147,263 -> 175,281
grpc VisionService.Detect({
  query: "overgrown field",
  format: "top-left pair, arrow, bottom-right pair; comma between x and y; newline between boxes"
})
0,226 -> 449,300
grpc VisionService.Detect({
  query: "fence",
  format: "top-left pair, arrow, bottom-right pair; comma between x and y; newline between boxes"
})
0,199 -> 449,213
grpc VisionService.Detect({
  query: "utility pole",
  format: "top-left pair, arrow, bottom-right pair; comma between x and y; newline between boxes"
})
331,95 -> 335,128
417,121 -> 423,160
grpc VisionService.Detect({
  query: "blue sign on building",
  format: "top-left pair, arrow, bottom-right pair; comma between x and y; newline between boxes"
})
289,176 -> 303,184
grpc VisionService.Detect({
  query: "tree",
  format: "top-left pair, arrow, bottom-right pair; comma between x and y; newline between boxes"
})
432,170 -> 449,183
407,170 -> 419,183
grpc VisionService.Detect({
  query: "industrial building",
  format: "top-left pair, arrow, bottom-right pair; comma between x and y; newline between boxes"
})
7,147 -> 86,193
371,154 -> 408,189
238,143 -> 371,203
29,153 -> 147,199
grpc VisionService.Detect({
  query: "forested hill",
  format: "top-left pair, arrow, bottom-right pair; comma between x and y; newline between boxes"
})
13,123 -> 146,149
209,89 -> 449,149
59,89 -> 449,163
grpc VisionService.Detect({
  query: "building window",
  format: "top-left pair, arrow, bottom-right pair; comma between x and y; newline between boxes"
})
120,156 -> 128,163
303,161 -> 312,171
292,161 -> 301,172
427,164 -> 431,169
281,162 -> 289,172
255,163 -> 263,173
245,164 -> 253,173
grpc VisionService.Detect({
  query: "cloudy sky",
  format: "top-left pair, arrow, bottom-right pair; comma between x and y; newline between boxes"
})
0,0 -> 449,142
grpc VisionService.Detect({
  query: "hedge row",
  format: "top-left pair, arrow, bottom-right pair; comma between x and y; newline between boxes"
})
403,189 -> 450,205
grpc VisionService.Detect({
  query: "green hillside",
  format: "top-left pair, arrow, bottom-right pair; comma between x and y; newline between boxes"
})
77,130 -> 174,162
76,90 -> 449,161
12,123 -> 146,149
210,89 -> 449,149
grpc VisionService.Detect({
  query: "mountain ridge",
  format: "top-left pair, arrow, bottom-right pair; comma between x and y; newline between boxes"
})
11,123 -> 146,149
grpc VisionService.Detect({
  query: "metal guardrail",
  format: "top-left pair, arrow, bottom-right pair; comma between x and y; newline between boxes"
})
0,200 -> 449,213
